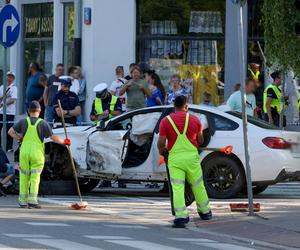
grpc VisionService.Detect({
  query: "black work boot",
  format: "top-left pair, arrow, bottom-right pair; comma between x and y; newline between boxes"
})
198,210 -> 212,220
28,204 -> 42,209
172,217 -> 189,228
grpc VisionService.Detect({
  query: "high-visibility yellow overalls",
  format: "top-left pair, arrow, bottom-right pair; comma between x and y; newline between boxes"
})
166,113 -> 210,219
19,117 -> 45,205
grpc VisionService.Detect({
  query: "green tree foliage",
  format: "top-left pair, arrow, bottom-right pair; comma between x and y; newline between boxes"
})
262,0 -> 300,74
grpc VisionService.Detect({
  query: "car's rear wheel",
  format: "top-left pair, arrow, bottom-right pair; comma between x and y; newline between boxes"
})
202,155 -> 245,199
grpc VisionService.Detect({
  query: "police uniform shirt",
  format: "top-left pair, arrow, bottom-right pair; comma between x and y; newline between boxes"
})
90,95 -> 122,116
267,85 -> 282,115
267,86 -> 281,100
53,90 -> 80,124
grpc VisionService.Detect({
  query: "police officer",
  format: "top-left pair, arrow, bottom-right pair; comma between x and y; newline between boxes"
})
158,96 -> 211,228
53,76 -> 81,125
263,71 -> 285,126
90,83 -> 122,122
8,101 -> 69,208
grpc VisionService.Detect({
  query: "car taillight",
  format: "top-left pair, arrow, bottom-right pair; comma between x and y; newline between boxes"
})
262,137 -> 291,149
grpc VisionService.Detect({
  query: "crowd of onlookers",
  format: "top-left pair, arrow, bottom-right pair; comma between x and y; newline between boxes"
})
0,60 -> 298,194
0,61 -> 296,154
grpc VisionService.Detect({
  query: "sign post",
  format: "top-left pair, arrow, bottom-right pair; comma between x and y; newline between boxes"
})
234,0 -> 255,216
0,4 -> 20,150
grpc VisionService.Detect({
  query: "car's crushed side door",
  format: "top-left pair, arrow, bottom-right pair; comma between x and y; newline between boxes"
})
86,130 -> 127,175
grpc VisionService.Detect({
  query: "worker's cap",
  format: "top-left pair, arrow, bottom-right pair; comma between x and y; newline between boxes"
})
28,100 -> 41,112
59,76 -> 73,86
93,83 -> 108,93
6,71 -> 15,78
270,71 -> 281,80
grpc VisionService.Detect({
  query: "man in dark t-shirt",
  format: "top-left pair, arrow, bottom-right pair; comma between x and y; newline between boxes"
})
44,64 -> 64,123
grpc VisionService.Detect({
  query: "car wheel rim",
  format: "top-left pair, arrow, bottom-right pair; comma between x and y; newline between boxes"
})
205,164 -> 237,193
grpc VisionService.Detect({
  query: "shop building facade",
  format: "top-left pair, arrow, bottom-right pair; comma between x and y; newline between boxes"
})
1,0 -> 263,117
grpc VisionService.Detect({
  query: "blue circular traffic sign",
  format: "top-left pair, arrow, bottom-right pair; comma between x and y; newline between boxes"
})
0,4 -> 20,48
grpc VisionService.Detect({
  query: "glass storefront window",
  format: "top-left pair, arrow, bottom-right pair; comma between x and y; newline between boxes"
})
248,1 -> 265,86
138,0 -> 225,36
22,3 -> 54,111
137,0 -> 225,105
63,3 -> 75,71
248,0 -> 264,39
23,3 -> 54,75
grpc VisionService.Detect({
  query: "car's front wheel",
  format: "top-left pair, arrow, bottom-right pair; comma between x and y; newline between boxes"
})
202,155 -> 245,199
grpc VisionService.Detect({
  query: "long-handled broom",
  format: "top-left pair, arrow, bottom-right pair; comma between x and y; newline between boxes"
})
58,100 -> 88,210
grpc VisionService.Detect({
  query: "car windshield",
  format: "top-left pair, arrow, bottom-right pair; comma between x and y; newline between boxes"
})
226,111 -> 278,130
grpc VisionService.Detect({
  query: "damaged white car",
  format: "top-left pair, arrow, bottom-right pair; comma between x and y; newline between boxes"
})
21,105 -> 300,199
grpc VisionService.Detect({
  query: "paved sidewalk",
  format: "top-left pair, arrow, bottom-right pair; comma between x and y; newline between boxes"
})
194,199 -> 300,249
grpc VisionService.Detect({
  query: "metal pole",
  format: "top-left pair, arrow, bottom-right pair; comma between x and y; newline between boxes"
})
236,2 -> 254,216
74,0 -> 82,66
2,46 -> 7,150
279,75 -> 286,130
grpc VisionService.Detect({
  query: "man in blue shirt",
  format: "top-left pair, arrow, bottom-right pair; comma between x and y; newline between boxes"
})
25,63 -> 45,109
53,76 -> 81,125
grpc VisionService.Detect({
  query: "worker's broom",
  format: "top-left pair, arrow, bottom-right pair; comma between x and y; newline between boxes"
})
58,100 -> 88,210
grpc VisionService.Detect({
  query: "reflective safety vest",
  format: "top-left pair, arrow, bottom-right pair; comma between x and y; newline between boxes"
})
263,84 -> 282,113
248,66 -> 260,81
95,95 -> 118,119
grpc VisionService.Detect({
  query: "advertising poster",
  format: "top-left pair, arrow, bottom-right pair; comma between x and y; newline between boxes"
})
179,64 -> 219,105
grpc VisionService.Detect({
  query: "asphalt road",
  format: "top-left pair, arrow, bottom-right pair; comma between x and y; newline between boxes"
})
0,182 -> 299,250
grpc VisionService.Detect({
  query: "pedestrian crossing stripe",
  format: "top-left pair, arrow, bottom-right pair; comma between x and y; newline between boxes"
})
84,235 -> 132,240
2,234 -> 255,250
25,239 -> 101,250
4,234 -> 52,238
105,240 -> 181,250
24,222 -> 70,227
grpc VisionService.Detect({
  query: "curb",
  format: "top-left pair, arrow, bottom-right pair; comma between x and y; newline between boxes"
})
189,219 -> 299,250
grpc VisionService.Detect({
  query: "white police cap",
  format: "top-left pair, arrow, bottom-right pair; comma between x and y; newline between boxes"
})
6,71 -> 15,77
59,75 -> 73,86
93,83 -> 108,93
